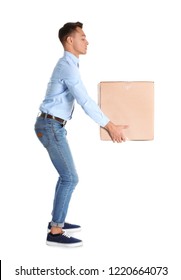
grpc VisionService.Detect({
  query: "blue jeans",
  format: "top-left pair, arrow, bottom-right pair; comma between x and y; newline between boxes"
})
34,116 -> 79,228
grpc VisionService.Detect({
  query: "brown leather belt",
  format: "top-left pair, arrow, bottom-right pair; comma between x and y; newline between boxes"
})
39,112 -> 67,125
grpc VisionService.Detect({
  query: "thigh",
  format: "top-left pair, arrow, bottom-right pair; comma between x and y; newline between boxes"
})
35,117 -> 77,177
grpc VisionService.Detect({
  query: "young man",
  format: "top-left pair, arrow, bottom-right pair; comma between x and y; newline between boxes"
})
34,22 -> 128,247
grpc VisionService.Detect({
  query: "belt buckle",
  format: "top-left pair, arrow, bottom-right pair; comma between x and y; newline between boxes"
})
52,115 -> 66,126
62,120 -> 66,126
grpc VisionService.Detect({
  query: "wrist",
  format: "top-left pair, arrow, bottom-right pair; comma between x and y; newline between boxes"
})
104,121 -> 114,131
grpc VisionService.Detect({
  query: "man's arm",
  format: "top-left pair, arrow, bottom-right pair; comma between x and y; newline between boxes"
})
64,74 -> 110,127
64,68 -> 128,142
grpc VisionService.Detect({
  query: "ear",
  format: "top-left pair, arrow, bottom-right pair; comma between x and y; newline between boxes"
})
66,36 -> 73,45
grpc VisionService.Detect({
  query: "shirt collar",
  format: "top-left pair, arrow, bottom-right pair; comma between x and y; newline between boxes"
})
64,51 -> 79,68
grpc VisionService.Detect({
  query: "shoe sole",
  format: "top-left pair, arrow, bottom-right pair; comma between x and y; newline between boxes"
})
47,227 -> 81,234
46,241 -> 83,247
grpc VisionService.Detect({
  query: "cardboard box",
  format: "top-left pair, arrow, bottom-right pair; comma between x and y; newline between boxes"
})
99,81 -> 154,140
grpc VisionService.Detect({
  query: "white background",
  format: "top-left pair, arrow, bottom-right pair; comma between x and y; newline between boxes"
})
0,0 -> 181,279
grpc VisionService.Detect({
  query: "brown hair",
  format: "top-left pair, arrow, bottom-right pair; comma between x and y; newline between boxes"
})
58,22 -> 83,45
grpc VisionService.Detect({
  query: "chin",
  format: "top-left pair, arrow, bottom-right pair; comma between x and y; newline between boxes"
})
81,51 -> 87,55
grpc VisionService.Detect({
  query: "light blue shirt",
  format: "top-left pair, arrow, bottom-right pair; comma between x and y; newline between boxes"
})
39,51 -> 109,127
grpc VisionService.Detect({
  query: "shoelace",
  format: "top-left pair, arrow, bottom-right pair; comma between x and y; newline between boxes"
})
62,232 -> 71,238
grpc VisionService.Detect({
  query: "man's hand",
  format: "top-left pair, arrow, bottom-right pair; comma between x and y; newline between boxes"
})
104,121 -> 129,143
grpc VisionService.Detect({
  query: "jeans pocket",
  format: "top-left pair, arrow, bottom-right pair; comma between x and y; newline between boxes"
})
52,122 -> 67,141
35,128 -> 49,148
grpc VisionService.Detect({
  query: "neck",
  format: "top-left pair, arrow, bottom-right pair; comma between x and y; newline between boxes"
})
64,47 -> 79,58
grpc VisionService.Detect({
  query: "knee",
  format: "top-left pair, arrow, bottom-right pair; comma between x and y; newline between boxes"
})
71,173 -> 79,187
62,173 -> 79,189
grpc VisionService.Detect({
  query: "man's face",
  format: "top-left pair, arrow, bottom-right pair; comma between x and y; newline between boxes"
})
70,27 -> 89,56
